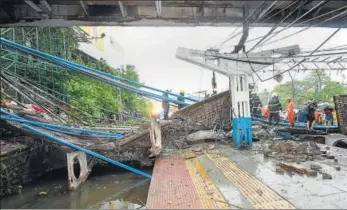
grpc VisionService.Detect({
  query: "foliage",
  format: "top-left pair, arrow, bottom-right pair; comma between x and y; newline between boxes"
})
261,71 -> 347,108
2,27 -> 151,124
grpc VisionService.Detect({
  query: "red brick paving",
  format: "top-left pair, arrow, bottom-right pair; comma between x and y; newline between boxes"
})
146,155 -> 203,209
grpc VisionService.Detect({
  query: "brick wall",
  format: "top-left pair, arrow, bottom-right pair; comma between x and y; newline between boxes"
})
172,91 -> 231,129
334,94 -> 347,135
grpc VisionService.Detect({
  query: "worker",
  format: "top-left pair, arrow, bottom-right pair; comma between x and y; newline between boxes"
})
211,72 -> 217,95
268,93 -> 282,125
324,107 -> 334,126
177,90 -> 186,109
162,91 -> 170,120
250,92 -> 262,117
287,96 -> 295,127
306,99 -> 318,130
256,104 -> 262,118
262,105 -> 269,120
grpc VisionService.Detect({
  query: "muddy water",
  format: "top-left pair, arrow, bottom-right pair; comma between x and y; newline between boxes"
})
0,166 -> 152,209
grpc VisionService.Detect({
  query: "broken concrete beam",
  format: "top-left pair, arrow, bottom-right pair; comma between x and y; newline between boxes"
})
279,163 -> 306,174
186,130 -> 225,143
310,163 -> 322,171
305,170 -> 318,176
322,173 -> 333,180
279,163 -> 317,176
276,167 -> 285,174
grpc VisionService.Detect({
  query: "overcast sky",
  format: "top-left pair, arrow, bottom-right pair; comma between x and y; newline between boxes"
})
79,26 -> 347,96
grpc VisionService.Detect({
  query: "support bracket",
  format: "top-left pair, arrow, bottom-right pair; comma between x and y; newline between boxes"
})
67,151 -> 93,191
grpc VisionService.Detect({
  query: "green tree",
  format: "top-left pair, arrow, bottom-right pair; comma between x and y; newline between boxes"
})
268,71 -> 347,108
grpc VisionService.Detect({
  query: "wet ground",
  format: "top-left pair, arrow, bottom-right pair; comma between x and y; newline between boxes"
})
0,166 -> 152,209
147,142 -> 347,209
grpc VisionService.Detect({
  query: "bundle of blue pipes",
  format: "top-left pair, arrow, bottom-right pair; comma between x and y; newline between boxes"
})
0,38 -> 199,106
0,109 -> 124,139
0,109 -> 152,179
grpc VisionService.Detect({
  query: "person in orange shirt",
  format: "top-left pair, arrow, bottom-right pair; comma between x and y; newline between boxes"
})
287,97 -> 295,127
262,105 -> 269,120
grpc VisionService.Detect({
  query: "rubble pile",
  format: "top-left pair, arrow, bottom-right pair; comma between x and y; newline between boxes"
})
161,117 -> 227,149
263,140 -> 322,162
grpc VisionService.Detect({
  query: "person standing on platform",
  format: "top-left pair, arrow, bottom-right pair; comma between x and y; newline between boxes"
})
287,96 -> 295,127
268,93 -> 282,125
162,91 -> 169,120
177,90 -> 186,109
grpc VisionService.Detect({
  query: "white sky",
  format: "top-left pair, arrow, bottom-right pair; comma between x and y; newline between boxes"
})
79,26 -> 347,95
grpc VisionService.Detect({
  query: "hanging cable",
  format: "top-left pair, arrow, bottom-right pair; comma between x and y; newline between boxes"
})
247,0 -> 304,53
256,0 -> 329,50
254,7 -> 347,48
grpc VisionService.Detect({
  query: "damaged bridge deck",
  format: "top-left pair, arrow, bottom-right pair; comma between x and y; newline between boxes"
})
147,143 -> 347,209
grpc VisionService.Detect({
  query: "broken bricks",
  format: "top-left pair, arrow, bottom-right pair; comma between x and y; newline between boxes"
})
278,163 -> 318,177
322,173 -> 333,180
310,163 -> 322,171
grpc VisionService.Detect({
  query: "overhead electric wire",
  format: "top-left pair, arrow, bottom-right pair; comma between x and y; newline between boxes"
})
243,4 -> 347,49
254,0 -> 329,51
261,28 -> 342,82
247,0 -> 304,53
254,7 -> 347,48
218,1 -> 295,50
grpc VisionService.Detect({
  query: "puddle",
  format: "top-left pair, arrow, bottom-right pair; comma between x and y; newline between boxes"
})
0,165 -> 152,209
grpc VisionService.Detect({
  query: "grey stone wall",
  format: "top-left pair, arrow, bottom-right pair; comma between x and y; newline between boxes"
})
334,94 -> 347,135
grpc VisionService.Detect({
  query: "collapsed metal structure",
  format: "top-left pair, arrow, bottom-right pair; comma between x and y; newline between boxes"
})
1,1 -> 347,27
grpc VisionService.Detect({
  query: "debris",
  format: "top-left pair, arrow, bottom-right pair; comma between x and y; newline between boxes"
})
191,146 -> 203,152
305,170 -> 318,176
279,163 -> 306,174
279,163 -> 318,176
326,154 -> 335,159
276,167 -> 285,174
326,146 -> 330,150
322,173 -> 332,180
335,166 -> 341,171
183,153 -> 196,160
310,164 -> 322,171
39,191 -> 47,196
186,130 -> 227,143
263,141 -> 321,162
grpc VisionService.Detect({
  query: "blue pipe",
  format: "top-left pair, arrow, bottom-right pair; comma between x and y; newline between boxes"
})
0,115 -> 124,139
5,43 -> 188,106
1,38 -> 197,103
21,124 -> 152,179
38,126 -> 125,139
251,117 -> 338,130
0,109 -> 124,138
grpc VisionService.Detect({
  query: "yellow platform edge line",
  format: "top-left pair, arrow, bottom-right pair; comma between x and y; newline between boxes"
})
205,150 -> 296,209
184,153 -> 230,209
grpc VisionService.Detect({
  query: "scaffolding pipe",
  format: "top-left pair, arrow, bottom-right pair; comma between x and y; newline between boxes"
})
0,109 -> 124,138
0,38 -> 198,103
